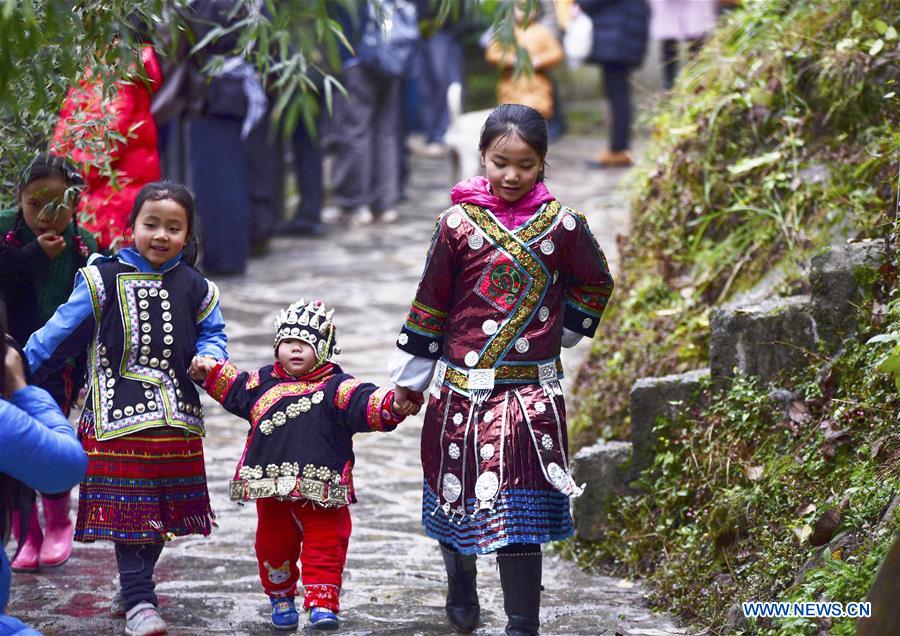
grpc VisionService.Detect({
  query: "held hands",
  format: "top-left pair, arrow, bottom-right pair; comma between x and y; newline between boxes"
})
37,230 -> 66,260
393,385 -> 425,416
188,356 -> 218,382
3,338 -> 27,397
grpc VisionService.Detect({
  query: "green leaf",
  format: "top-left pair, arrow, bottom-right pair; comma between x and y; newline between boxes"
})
727,151 -> 783,176
868,39 -> 884,56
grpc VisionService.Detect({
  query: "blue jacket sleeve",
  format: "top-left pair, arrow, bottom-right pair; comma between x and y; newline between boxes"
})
196,304 -> 228,359
24,271 -> 95,385
0,386 -> 88,494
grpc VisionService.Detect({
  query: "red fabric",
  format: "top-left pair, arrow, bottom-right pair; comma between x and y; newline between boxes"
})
450,176 -> 554,230
51,45 -> 163,250
255,499 -> 351,612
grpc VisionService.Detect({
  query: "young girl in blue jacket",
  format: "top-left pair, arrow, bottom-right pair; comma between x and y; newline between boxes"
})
25,181 -> 228,636
1,298 -> 88,636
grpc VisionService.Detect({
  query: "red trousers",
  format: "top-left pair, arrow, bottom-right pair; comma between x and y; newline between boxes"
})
255,498 -> 351,612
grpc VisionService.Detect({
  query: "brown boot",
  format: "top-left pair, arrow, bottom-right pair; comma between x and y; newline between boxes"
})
590,150 -> 633,168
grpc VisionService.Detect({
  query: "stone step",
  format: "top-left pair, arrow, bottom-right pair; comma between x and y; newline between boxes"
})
571,440 -> 633,542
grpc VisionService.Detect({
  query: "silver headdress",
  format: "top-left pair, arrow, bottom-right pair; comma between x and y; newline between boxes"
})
273,299 -> 340,362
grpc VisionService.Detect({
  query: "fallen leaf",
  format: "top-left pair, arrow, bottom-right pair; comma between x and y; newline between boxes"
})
794,524 -> 813,543
745,465 -> 764,481
788,399 -> 812,424
810,508 -> 842,546
795,503 -> 817,516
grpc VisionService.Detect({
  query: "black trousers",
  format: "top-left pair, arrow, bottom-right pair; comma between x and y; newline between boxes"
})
601,62 -> 632,152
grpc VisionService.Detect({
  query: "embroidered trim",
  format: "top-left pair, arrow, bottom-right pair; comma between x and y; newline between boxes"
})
207,361 -> 239,402
366,386 -> 393,431
443,359 -> 563,392
405,300 -> 447,337
245,369 -> 261,390
566,284 -> 612,317
196,280 -> 219,323
250,381 -> 327,426
334,379 -> 363,410
460,202 -> 560,367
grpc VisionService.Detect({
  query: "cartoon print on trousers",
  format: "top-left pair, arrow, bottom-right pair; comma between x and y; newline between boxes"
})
264,560 -> 292,584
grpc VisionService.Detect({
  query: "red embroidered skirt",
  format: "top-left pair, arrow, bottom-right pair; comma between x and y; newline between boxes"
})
75,412 -> 214,544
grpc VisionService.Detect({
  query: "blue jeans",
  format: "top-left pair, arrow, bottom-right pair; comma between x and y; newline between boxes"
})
115,542 -> 165,612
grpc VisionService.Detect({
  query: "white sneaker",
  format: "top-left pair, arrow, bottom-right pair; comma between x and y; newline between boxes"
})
321,206 -> 347,224
350,206 -> 374,226
125,602 -> 167,636
377,208 -> 399,223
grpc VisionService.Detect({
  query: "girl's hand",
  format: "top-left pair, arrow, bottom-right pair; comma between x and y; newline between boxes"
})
37,231 -> 66,259
189,356 -> 217,382
393,385 -> 425,416
3,340 -> 27,397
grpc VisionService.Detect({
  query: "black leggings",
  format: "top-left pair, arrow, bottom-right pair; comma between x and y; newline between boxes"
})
601,62 -> 632,152
440,542 -> 541,555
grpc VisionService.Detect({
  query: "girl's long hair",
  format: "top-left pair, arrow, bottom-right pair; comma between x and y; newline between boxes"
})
127,181 -> 200,267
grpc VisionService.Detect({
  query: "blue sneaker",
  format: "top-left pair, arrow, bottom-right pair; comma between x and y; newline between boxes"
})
270,596 -> 299,630
308,606 -> 340,631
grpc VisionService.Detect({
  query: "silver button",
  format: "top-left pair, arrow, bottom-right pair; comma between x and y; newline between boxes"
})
162,349 -> 171,358
100,357 -> 110,367
563,214 -> 577,231
446,213 -> 461,229
149,358 -> 159,368
162,312 -> 172,321
534,402 -> 547,414
105,368 -> 113,377
159,289 -> 169,299
98,344 -> 107,355
160,360 -> 169,370
139,311 -> 150,321
147,401 -> 157,410
124,406 -> 134,416
448,443 -> 461,460
112,409 -> 123,419
141,334 -> 151,344
582,317 -> 592,329
161,300 -> 170,310
515,338 -> 529,353
464,351 -> 479,367
428,341 -> 439,353
483,411 -> 494,422
135,403 -> 145,414
163,335 -> 174,345
176,389 -> 183,398
480,443 -> 495,460
139,300 -> 149,309
106,389 -> 115,399
141,323 -> 151,333
149,288 -> 158,297
397,333 -> 409,345
144,390 -> 154,399
540,239 -> 554,255
452,413 -> 463,425
140,345 -> 151,355
541,434 -> 554,450
163,323 -> 173,333
482,319 -> 498,335
468,234 -> 483,250
539,306 -> 550,322
139,355 -> 149,365
137,289 -> 148,298
106,377 -> 115,388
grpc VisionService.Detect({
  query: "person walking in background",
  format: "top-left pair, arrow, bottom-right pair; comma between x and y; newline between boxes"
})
390,104 -> 615,636
578,0 -> 649,168
485,1 -> 565,121
649,0 -> 718,90
1,308 -> 88,636
51,28 -> 162,252
25,181 -> 228,636
0,154 -> 96,575
326,0 -> 419,226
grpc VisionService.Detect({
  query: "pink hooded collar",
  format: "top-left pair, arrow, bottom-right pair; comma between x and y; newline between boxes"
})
450,177 -> 555,230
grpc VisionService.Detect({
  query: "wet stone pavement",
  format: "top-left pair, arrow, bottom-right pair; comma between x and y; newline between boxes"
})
7,136 -> 685,635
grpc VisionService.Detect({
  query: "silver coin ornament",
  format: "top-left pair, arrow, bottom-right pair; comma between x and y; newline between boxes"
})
442,473 -> 462,502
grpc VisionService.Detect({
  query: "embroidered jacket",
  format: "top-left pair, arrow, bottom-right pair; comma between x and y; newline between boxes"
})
203,360 -> 404,507
25,247 -> 227,440
396,200 -> 614,395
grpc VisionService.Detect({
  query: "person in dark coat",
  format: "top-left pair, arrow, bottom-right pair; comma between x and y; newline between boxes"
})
578,0 -> 649,167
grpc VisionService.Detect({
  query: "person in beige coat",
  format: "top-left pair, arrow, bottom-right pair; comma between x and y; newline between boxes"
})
485,6 -> 564,120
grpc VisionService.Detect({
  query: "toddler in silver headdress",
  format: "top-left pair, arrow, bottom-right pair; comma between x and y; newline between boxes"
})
190,299 -> 411,631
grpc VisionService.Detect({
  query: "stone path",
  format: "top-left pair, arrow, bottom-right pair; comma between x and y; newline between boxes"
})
7,136 -> 685,635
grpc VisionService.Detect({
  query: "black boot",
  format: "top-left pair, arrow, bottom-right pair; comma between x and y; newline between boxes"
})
497,548 -> 542,636
440,544 -> 480,633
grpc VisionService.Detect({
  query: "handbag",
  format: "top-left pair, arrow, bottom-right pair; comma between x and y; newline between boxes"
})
357,0 -> 420,78
563,9 -> 593,69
